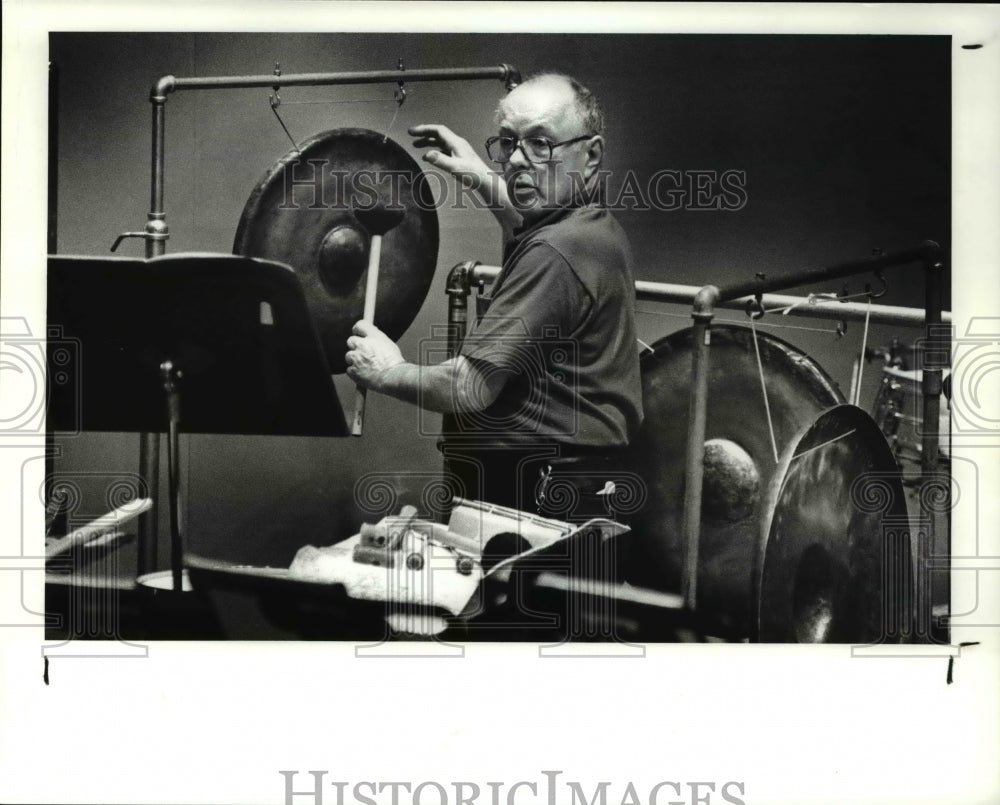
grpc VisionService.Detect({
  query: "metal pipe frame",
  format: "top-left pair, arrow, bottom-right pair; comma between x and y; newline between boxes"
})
446,261 -> 481,360
145,64 -> 520,261
135,64 -> 520,572
715,242 -> 940,302
918,255 -> 947,640
681,286 -> 720,611
680,243 -> 947,628
442,261 -> 480,443
154,65 -> 521,97
469,264 -> 952,329
460,244 -> 950,628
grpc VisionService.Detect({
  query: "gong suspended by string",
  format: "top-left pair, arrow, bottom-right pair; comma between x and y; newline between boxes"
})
624,325 -> 845,638
755,404 -> 912,643
233,127 -> 440,373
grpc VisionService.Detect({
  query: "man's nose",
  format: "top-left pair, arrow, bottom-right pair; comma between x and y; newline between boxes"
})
507,142 -> 532,169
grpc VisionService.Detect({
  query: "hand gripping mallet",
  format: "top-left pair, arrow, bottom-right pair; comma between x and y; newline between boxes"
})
351,204 -> 406,436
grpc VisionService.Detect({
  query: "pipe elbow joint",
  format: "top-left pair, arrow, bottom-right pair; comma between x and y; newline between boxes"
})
446,261 -> 479,297
151,75 -> 176,101
693,284 -> 720,319
920,239 -> 945,268
500,64 -> 521,91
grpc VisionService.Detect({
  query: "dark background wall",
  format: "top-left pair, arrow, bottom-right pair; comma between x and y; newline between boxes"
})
48,32 -> 950,568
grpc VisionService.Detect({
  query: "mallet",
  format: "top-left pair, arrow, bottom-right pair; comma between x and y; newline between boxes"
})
351,203 -> 406,436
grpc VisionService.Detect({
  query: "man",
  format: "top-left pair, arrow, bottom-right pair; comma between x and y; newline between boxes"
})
346,73 -> 643,517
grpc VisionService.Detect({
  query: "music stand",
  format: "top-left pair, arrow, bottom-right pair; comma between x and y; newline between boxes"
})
47,253 -> 350,589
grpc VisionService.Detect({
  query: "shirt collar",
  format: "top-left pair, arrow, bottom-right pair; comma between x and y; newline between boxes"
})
509,200 -> 602,244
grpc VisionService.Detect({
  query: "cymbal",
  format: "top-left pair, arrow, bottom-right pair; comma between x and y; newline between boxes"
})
234,128 -> 440,372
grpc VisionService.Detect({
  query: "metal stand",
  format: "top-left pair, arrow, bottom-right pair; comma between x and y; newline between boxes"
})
106,63 -> 522,557
160,361 -> 184,592
918,254 -> 948,641
682,242 -> 947,635
47,254 -> 351,582
448,243 -> 949,639
680,286 -> 720,610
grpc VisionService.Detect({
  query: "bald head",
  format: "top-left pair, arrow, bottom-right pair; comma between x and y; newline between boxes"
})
493,72 -> 606,222
497,73 -> 604,138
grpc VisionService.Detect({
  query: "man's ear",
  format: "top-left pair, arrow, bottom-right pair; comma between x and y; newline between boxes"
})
583,135 -> 604,179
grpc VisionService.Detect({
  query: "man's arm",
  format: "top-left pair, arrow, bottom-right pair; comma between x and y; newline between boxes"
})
345,320 -> 508,414
409,124 -> 522,238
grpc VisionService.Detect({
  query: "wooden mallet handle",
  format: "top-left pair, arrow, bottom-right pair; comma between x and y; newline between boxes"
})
352,234 -> 382,435
351,205 -> 405,436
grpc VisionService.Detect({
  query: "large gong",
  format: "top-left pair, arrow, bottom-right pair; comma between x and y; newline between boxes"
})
755,404 -> 912,643
234,128 -> 440,372
626,324 -> 844,637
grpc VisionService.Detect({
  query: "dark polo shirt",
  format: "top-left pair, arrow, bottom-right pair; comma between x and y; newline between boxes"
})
456,203 -> 643,449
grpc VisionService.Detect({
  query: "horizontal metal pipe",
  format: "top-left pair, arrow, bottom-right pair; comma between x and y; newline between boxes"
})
716,241 -> 941,302
469,265 -> 950,328
153,65 -> 518,97
635,283 -> 950,327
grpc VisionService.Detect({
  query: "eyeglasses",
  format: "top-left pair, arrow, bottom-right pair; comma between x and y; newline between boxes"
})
485,134 -> 595,165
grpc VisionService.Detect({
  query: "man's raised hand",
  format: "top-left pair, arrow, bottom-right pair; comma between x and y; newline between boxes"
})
409,123 -> 519,233
409,124 -> 490,189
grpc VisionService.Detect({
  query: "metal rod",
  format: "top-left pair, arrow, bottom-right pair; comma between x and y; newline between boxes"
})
168,423 -> 182,592
160,361 -> 183,592
918,254 -> 946,641
681,286 -> 720,611
470,265 -> 951,329
46,61 -> 60,545
440,262 -> 478,445
136,95 -> 169,572
446,262 -> 478,359
469,264 -> 499,286
716,242 -> 940,302
155,65 -> 520,96
636,284 -> 951,327
147,95 -> 168,258
145,63 -> 518,258
920,259 -> 945,473
136,432 -> 160,577
132,63 -> 520,577
48,62 -> 59,253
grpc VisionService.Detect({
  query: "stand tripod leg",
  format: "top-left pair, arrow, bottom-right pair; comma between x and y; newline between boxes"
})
160,361 -> 184,592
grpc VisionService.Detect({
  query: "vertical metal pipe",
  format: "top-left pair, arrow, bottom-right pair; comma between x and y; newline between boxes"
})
147,95 -> 168,257
681,286 -> 720,611
918,250 -> 945,640
168,421 -> 182,591
920,254 -> 944,474
136,433 -> 160,577
48,61 -> 59,253
441,262 -> 476,444
160,361 -> 183,591
445,262 -> 477,359
137,91 -> 169,577
46,62 -> 60,537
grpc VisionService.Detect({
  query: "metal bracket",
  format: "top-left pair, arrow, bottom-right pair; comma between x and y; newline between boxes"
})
110,232 -> 147,252
393,57 -> 407,104
110,220 -> 169,253
746,272 -> 767,319
269,61 -> 282,108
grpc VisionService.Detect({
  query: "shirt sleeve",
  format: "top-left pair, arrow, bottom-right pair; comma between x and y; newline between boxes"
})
459,241 -> 592,372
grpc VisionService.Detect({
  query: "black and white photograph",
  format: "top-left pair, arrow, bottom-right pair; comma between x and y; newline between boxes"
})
41,29 -> 954,644
2,3 -> 998,805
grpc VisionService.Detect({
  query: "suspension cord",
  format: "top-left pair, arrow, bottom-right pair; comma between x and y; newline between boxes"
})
852,295 -> 873,406
750,315 -> 780,464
